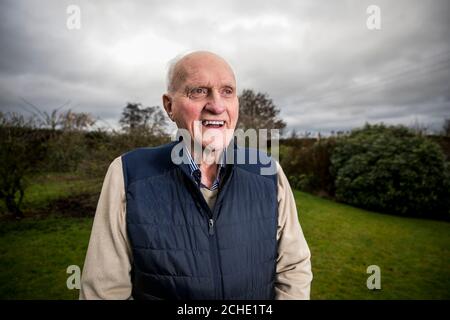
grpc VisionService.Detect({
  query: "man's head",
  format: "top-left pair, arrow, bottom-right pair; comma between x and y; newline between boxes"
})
162,51 -> 239,151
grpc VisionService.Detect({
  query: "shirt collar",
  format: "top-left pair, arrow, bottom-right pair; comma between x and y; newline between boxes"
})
183,144 -> 226,191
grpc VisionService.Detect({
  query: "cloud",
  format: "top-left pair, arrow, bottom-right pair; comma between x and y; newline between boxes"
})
0,0 -> 449,134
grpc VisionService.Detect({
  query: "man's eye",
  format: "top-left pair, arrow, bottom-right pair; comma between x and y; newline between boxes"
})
221,87 -> 234,96
189,87 -> 208,98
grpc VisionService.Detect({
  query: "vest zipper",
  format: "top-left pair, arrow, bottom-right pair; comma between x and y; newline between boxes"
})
207,167 -> 234,299
208,218 -> 215,235
184,165 -> 234,300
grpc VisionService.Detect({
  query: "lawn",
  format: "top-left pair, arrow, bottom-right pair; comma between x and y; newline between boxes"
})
0,216 -> 92,299
296,191 -> 450,299
0,177 -> 449,299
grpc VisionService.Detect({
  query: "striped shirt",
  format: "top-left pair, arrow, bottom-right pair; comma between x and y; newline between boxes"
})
184,146 -> 226,191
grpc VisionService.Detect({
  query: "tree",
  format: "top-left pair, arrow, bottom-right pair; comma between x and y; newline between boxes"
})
442,119 -> 450,137
40,109 -> 96,173
0,113 -> 48,219
119,103 -> 168,136
330,124 -> 450,218
289,128 -> 299,139
59,109 -> 96,131
280,137 -> 337,196
237,89 -> 286,134
20,99 -> 96,132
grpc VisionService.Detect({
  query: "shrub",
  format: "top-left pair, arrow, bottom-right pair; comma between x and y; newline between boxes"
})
280,138 -> 336,196
0,114 -> 48,218
44,131 -> 88,172
331,124 -> 450,218
77,130 -> 171,178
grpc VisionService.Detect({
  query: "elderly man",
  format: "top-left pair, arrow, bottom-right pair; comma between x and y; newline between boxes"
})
80,51 -> 312,300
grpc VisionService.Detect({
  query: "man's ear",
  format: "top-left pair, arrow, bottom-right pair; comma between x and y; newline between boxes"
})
162,94 -> 173,121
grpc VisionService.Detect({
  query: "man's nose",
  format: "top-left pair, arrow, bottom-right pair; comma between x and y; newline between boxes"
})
204,91 -> 226,114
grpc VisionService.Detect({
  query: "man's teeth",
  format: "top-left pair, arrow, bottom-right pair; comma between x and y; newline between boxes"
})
203,120 -> 224,126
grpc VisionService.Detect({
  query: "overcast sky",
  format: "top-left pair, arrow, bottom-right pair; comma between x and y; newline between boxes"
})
1,0 -> 449,135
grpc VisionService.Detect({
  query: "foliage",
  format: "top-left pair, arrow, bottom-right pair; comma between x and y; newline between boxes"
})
38,109 -> 96,173
44,131 -> 88,172
43,103 -> 170,177
58,110 -> 96,131
0,113 -> 48,218
77,129 -> 170,178
280,138 -> 336,196
330,124 -> 450,218
119,102 -> 168,136
20,99 -> 96,131
238,89 -> 286,135
0,108 -> 97,217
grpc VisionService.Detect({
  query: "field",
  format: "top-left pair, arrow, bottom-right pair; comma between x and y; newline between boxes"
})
297,191 -> 450,299
0,175 -> 449,299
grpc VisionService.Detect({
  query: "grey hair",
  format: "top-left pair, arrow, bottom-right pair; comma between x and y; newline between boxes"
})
166,51 -> 192,93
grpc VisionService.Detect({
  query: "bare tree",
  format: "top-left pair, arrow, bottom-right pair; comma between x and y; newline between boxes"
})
20,98 -> 96,131
59,109 -> 96,131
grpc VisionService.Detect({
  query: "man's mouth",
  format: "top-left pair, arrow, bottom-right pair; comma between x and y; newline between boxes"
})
202,120 -> 225,128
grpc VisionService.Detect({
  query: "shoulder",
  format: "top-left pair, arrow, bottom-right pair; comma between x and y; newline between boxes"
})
121,141 -> 177,164
274,161 -> 298,206
121,141 -> 178,185
233,147 -> 278,186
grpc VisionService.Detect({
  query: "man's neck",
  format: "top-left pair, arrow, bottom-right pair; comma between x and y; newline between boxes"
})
192,147 -> 221,189
199,162 -> 219,189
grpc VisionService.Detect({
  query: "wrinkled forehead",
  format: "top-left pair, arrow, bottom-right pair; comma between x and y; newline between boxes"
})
177,55 -> 236,87
185,66 -> 235,86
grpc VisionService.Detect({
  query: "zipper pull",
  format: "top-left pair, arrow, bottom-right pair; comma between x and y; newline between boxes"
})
208,218 -> 215,235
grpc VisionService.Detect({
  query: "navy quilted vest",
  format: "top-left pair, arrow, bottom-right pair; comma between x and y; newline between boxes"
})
122,141 -> 278,300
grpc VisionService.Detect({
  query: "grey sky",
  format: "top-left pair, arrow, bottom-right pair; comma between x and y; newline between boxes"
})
0,0 -> 449,135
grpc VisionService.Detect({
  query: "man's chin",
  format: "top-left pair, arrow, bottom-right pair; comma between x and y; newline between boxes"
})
198,140 -> 227,152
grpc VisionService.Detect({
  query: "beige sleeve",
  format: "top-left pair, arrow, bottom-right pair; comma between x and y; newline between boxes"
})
79,156 -> 133,300
275,161 -> 313,300
79,157 -> 311,300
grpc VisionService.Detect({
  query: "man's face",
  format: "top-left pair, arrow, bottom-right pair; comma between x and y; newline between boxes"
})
163,53 -> 239,151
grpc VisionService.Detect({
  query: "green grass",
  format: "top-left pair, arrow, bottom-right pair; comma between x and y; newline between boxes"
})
25,175 -> 100,209
0,173 -> 100,299
0,172 -> 102,214
0,216 -> 92,299
1,181 -> 449,299
296,191 -> 450,299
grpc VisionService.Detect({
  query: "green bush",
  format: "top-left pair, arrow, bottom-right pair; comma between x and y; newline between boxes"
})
280,138 -> 336,196
77,130 -> 171,178
0,118 -> 49,218
44,131 -> 88,172
288,174 -> 319,193
331,124 -> 450,218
